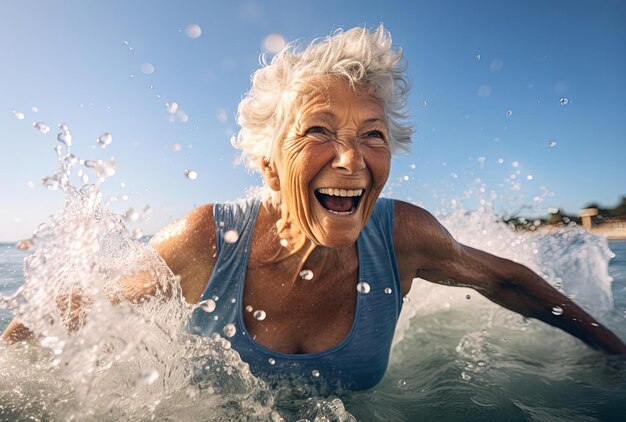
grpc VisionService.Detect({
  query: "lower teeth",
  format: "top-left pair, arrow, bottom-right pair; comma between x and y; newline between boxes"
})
327,208 -> 355,216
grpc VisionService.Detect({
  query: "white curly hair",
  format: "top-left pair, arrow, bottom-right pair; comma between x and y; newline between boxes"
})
232,24 -> 413,198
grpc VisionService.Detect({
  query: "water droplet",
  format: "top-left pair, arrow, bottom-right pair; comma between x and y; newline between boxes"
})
253,310 -> 266,321
409,163 -> 416,170
171,143 -> 182,152
559,97 -> 569,106
505,110 -> 513,117
166,102 -> 179,114
461,371 -> 472,381
477,360 -> 487,367
185,24 -> 202,38
124,207 -> 140,222
184,169 -> 198,180
490,58 -> 504,71
198,299 -> 216,313
139,369 -> 159,385
245,305 -> 253,312
422,100 -> 427,108
131,228 -> 143,239
263,33 -> 285,54
403,175 -> 410,181
176,110 -> 189,122
223,323 -> 236,338
85,158 -> 116,180
185,386 -> 198,399
552,306 -> 563,316
279,238 -> 288,247
477,85 -> 492,97
356,281 -> 371,294
466,294 -> 471,300
57,130 -> 72,146
224,230 -> 239,243
512,161 -> 520,168
33,121 -> 50,134
268,358 -> 276,365
15,239 -> 33,251
97,132 -> 112,148
590,322 -> 599,327
548,140 -> 557,148
311,369 -> 320,378
42,176 -> 60,191
140,62 -> 155,74
13,110 -> 25,120
230,298 -> 236,304
475,54 -> 481,61
32,106 -> 38,112
384,287 -> 392,294
299,270 -> 313,280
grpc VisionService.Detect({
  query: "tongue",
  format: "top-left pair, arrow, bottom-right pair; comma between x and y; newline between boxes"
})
321,195 -> 353,212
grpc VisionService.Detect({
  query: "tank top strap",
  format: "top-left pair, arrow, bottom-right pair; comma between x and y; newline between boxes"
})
357,198 -> 403,318
213,196 -> 262,257
188,197 -> 261,337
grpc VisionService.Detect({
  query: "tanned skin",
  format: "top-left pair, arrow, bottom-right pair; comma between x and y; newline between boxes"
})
4,78 -> 625,355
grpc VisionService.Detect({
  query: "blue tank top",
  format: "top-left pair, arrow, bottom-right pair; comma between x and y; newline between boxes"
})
188,197 -> 402,391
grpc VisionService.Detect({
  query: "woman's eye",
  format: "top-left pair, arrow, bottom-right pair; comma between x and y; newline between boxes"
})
365,130 -> 385,139
306,126 -> 326,135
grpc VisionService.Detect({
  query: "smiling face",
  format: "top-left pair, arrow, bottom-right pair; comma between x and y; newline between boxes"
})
262,76 -> 391,248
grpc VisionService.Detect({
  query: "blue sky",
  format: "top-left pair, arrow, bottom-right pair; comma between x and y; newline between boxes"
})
1,0 -> 625,241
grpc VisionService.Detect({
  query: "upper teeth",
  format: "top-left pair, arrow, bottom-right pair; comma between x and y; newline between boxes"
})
317,188 -> 363,197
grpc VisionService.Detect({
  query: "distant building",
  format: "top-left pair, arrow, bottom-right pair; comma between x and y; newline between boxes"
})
578,208 -> 598,230
597,215 -> 626,229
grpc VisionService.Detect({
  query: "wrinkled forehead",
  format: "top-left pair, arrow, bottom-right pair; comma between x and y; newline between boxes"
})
294,75 -> 379,109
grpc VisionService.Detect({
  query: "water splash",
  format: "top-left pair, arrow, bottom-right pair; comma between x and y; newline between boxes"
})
0,138 -> 277,420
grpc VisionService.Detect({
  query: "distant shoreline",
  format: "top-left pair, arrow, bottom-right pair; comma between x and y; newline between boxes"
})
589,228 -> 626,240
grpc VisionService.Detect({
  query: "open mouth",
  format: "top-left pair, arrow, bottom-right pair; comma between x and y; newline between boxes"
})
314,188 -> 364,215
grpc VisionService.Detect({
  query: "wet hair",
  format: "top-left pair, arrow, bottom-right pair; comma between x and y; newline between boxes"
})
233,24 -> 413,193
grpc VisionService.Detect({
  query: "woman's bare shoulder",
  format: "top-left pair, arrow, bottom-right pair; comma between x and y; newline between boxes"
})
392,199 -> 458,261
393,200 -> 450,238
150,204 -> 217,303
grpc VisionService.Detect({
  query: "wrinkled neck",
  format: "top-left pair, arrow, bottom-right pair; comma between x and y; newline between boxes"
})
254,200 -> 317,264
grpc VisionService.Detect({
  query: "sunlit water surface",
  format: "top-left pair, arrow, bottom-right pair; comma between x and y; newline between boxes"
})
1,138 -> 625,421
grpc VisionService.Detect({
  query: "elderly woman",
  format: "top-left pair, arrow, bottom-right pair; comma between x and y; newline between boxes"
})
3,26 -> 625,390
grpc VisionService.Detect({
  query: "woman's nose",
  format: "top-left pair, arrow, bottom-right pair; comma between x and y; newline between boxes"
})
332,143 -> 366,174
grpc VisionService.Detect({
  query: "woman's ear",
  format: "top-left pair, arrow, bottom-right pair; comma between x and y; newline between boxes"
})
260,158 -> 281,191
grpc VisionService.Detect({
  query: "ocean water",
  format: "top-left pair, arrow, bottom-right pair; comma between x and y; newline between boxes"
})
1,144 -> 625,420
1,235 -> 626,420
